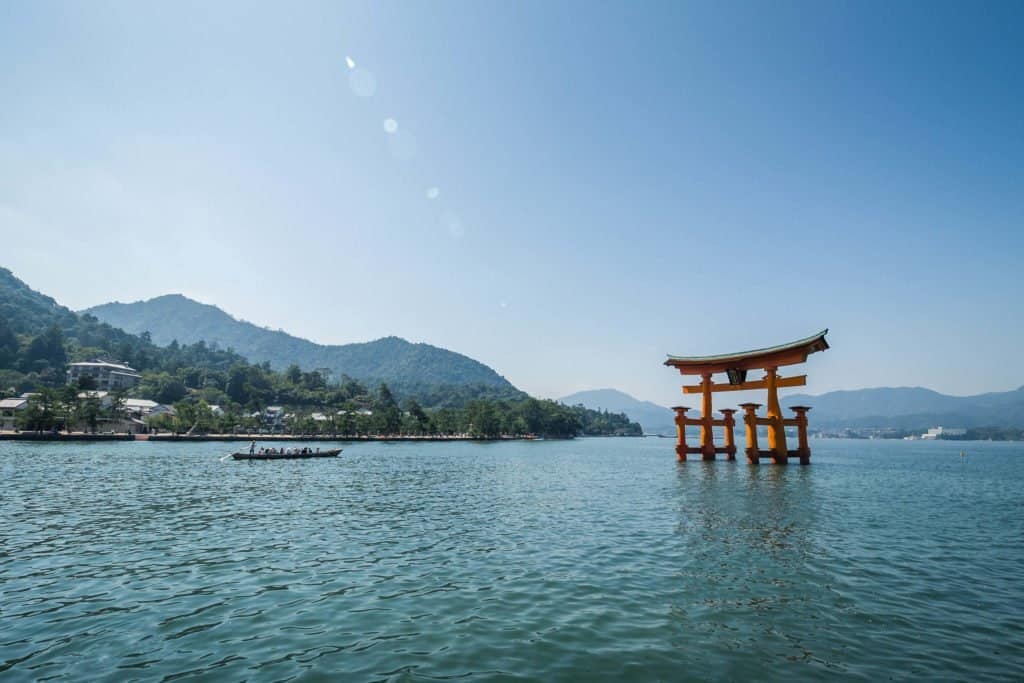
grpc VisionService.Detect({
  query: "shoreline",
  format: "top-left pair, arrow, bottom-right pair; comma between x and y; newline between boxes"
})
0,432 -> 560,443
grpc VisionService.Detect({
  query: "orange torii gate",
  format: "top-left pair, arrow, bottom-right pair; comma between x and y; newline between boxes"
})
664,330 -> 829,465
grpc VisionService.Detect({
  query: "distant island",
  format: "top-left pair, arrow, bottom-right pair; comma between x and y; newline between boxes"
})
0,267 -> 642,439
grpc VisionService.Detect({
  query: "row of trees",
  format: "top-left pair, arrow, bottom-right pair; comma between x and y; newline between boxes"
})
13,368 -> 641,438
13,386 -> 128,434
139,384 -> 639,438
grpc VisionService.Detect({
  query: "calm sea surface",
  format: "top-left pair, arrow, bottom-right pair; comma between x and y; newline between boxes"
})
1,438 -> 1021,682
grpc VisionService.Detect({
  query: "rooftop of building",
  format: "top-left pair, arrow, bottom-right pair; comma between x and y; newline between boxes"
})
68,360 -> 139,373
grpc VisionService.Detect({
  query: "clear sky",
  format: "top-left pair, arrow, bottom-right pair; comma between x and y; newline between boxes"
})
1,1 -> 1022,406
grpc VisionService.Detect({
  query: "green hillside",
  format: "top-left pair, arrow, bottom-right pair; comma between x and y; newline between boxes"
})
84,295 -> 523,402
0,267 -> 242,393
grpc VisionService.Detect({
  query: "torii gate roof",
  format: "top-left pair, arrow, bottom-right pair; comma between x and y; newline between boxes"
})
665,329 -> 829,375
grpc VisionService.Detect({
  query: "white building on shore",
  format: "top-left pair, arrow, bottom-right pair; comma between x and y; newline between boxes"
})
921,426 -> 967,440
0,395 -> 31,431
67,360 -> 141,391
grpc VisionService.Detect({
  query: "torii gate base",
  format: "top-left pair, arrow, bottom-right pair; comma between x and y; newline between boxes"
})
664,331 -> 829,466
673,403 -> 811,465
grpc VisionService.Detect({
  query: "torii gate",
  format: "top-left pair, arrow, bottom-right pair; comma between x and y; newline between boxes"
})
664,330 -> 829,465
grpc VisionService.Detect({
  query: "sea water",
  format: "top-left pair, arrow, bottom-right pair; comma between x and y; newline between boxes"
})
1,438 -> 1021,681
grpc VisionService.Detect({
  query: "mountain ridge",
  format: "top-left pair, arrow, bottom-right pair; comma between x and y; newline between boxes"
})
83,295 -> 524,400
781,385 -> 1024,429
559,388 -> 675,435
560,384 -> 1024,434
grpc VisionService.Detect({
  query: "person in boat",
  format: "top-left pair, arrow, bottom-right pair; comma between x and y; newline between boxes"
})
249,441 -> 256,455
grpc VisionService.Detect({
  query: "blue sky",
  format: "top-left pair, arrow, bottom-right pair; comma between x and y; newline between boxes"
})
1,1 -> 1021,406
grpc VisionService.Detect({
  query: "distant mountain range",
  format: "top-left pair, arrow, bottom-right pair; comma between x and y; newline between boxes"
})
559,388 -> 676,435
782,386 -> 1024,430
83,295 -> 524,402
561,385 -> 1024,434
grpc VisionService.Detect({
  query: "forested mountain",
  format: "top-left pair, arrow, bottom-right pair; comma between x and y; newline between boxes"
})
2,267 -> 640,437
559,388 -> 675,435
84,295 -> 522,402
0,267 -> 243,393
781,386 -> 1024,429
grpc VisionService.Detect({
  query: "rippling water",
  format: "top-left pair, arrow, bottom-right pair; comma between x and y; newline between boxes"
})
1,438 -> 1022,681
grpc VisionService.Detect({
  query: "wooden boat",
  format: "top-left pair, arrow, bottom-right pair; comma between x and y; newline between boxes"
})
231,448 -> 342,461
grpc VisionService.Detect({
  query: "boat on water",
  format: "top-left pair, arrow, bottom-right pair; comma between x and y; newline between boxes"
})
231,448 -> 342,461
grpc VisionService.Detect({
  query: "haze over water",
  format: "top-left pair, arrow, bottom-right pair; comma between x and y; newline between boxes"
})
2,439 -> 1021,681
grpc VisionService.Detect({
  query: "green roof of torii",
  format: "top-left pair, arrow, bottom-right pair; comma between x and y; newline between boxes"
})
665,329 -> 829,372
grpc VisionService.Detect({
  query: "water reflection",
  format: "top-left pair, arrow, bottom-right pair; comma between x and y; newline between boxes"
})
670,460 -> 826,673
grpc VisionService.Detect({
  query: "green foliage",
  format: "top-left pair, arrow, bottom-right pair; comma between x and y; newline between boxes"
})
569,404 -> 643,436
17,389 -> 60,433
0,316 -> 18,368
139,373 -> 188,404
20,325 -> 67,375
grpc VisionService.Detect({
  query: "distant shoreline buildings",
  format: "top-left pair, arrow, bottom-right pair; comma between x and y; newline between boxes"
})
904,426 -> 967,441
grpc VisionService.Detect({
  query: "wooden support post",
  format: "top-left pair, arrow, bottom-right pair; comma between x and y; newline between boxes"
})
789,406 -> 811,465
720,409 -> 737,461
739,403 -> 761,464
699,373 -> 715,460
672,406 -> 690,462
764,367 -> 788,464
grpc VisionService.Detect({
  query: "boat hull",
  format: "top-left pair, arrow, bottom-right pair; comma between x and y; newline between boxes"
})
231,448 -> 342,461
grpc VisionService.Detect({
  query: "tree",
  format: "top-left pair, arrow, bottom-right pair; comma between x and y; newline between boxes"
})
302,370 -> 326,391
404,398 -> 431,434
375,383 -> 401,435
226,364 -> 250,404
79,394 -> 102,433
59,385 -> 81,432
20,325 -> 66,375
107,387 -> 128,427
173,400 -> 198,434
432,408 -> 460,435
466,400 -> 501,438
18,389 -> 59,433
153,375 -> 187,404
0,316 -> 18,369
